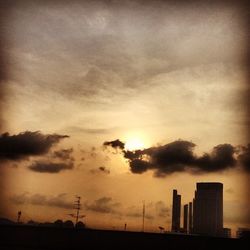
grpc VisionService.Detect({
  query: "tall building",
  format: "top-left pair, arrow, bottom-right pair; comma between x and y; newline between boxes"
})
188,202 -> 193,233
193,182 -> 223,237
171,189 -> 181,232
183,204 -> 188,232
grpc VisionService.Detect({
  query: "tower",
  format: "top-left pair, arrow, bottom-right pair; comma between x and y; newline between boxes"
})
188,202 -> 193,233
193,182 -> 223,236
171,189 -> 181,232
183,204 -> 188,233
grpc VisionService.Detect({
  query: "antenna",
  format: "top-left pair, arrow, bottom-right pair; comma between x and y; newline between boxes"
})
68,196 -> 86,226
142,200 -> 145,232
17,211 -> 21,223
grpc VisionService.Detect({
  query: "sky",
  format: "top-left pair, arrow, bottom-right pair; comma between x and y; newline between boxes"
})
0,0 -> 249,236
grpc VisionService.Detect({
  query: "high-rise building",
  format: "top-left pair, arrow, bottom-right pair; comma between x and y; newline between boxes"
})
193,182 -> 223,237
183,204 -> 188,232
188,202 -> 193,233
171,189 -> 181,232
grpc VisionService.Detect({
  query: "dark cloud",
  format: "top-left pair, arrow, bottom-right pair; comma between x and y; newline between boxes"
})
104,139 -> 248,176
99,166 -> 110,174
85,197 -> 120,214
10,193 -> 72,209
53,148 -> 74,161
0,131 -> 69,161
28,161 -> 74,173
103,139 -> 125,150
195,144 -> 236,172
90,166 -> 110,175
130,159 -> 151,174
238,144 -> 250,172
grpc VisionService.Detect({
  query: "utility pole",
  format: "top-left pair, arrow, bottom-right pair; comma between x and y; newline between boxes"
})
142,200 -> 145,232
68,196 -> 85,227
17,211 -> 21,223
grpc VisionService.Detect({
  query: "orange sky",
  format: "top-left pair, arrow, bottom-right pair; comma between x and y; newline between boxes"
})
0,0 -> 249,237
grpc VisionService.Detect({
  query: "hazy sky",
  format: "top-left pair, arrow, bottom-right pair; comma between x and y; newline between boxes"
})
0,0 -> 249,235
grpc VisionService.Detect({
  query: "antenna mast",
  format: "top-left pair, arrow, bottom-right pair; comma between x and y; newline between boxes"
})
142,200 -> 145,232
74,196 -> 81,225
68,196 -> 85,226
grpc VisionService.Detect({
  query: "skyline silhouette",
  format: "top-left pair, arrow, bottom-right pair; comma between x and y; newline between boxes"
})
0,0 -> 249,248
0,181 -> 248,239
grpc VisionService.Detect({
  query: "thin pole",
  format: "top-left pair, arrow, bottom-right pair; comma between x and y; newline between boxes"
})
142,200 -> 145,232
17,211 -> 21,223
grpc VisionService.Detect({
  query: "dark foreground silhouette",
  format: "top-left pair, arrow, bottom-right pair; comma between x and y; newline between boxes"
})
0,224 -> 249,250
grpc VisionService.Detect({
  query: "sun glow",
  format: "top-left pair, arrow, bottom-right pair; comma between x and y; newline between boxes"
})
125,138 -> 145,151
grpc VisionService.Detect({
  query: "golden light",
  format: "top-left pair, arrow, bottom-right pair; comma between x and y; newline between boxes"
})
125,137 -> 145,151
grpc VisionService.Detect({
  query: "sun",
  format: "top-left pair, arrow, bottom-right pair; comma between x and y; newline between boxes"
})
125,137 -> 145,151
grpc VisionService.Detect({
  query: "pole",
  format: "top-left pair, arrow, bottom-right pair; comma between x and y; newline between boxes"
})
75,196 -> 80,225
17,211 -> 21,223
142,200 -> 145,232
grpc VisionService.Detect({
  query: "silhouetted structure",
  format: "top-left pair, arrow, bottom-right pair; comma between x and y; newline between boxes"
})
17,211 -> 21,223
54,220 -> 63,228
171,189 -> 181,232
75,221 -> 85,229
193,182 -> 223,237
63,220 -> 74,228
68,196 -> 85,227
189,202 -> 193,233
0,224 -> 244,250
183,204 -> 188,232
142,200 -> 145,232
223,228 -> 231,238
236,228 -> 250,238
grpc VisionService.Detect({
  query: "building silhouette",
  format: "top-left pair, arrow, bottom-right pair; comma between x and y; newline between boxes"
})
188,202 -> 193,233
223,228 -> 231,238
236,228 -> 250,238
171,189 -> 181,232
183,204 -> 188,233
193,182 -> 223,237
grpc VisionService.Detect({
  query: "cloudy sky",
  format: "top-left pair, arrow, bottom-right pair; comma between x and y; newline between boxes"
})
0,0 -> 249,235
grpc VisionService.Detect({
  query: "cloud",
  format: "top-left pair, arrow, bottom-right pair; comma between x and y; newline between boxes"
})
0,131 -> 69,161
103,139 -> 125,150
104,139 -> 249,176
155,201 -> 170,218
28,161 -> 74,173
126,206 -> 154,220
90,166 -> 110,175
53,148 -> 74,161
10,193 -> 72,209
238,144 -> 250,172
195,144 -> 236,172
99,166 -> 110,174
84,197 -> 120,214
65,126 -> 113,135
